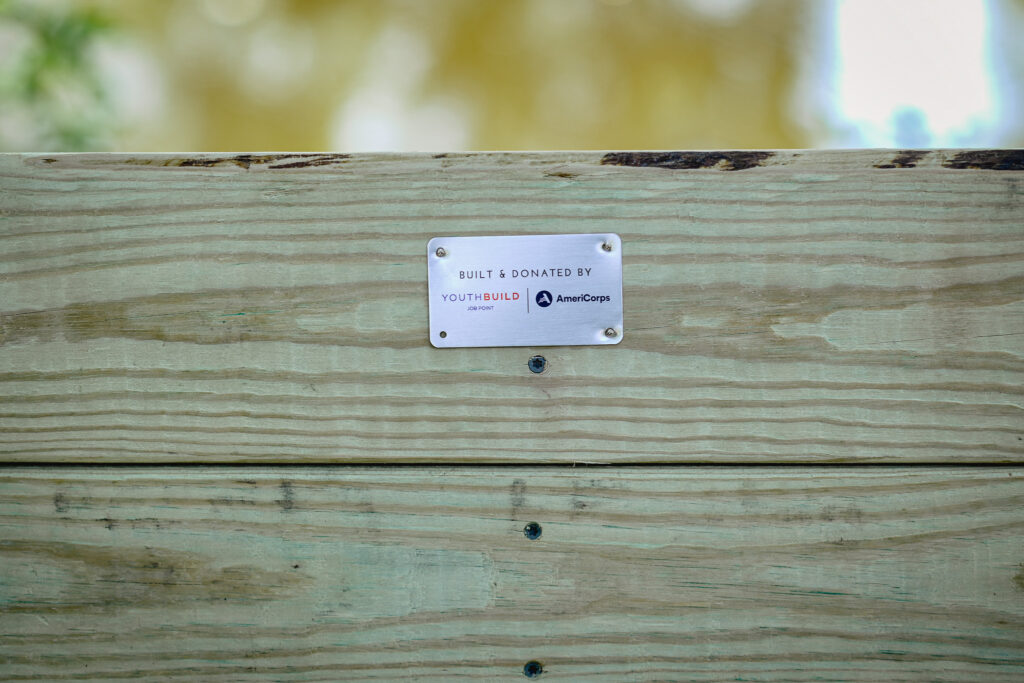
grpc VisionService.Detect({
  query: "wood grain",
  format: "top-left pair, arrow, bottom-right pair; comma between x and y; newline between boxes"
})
0,467 -> 1021,681
1,150 -> 1022,463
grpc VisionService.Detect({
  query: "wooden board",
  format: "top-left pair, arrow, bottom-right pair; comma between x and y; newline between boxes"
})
1,467 -> 1022,681
1,150 -> 1022,463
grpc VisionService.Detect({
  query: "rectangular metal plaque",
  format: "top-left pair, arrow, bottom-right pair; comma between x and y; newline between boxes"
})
427,233 -> 623,348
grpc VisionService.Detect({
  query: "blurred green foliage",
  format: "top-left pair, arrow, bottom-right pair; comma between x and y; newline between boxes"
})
0,0 -> 114,150
1,0 -> 1020,151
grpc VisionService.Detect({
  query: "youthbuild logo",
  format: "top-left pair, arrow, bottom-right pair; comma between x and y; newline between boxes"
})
440,292 -> 520,302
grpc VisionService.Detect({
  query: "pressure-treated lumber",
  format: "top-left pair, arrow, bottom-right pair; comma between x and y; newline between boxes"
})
1,150 -> 1022,463
1,467 -> 1022,681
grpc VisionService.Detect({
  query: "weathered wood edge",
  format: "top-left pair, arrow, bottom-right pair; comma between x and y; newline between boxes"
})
8,148 -> 1024,172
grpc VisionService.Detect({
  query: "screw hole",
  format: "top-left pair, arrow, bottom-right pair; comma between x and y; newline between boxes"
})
439,331 -> 447,338
527,355 -> 546,374
523,661 -> 543,678
523,521 -> 542,540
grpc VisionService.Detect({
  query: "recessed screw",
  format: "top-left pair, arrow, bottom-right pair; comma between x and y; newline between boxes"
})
601,242 -> 613,252
523,522 -> 542,540
439,331 -> 447,339
523,660 -> 544,678
435,247 -> 447,257
527,355 -> 546,374
604,327 -> 618,338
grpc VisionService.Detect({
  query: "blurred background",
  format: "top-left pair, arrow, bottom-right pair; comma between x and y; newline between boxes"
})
1,0 -> 1021,152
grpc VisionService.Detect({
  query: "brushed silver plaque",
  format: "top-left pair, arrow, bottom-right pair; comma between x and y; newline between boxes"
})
427,233 -> 623,348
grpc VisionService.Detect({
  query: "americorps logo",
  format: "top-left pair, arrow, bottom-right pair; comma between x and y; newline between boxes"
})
534,290 -> 610,308
532,290 -> 610,309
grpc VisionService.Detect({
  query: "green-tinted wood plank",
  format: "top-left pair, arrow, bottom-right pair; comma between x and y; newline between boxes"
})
0,467 -> 1022,681
1,151 -> 1022,463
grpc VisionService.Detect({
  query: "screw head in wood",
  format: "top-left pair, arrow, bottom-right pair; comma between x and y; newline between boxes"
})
435,247 -> 447,257
523,660 -> 544,678
527,355 -> 546,374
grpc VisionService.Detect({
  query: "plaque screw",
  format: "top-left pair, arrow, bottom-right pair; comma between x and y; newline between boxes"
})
601,242 -> 613,252
435,247 -> 447,257
527,355 -> 546,374
604,327 -> 618,338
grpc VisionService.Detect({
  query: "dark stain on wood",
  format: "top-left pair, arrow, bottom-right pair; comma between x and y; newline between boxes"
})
208,497 -> 260,508
53,492 -> 70,513
782,505 -> 865,524
109,154 -> 352,170
569,480 -> 588,519
175,154 -> 280,169
0,283 -> 425,349
1014,564 -> 1024,591
875,150 -> 929,169
277,481 -> 296,511
545,170 -> 579,178
600,151 -> 774,171
0,540 -> 309,610
943,150 -> 1024,171
266,154 -> 352,169
511,479 -> 527,512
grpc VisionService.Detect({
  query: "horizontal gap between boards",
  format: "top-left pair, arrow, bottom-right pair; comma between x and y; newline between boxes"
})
0,461 -> 1020,470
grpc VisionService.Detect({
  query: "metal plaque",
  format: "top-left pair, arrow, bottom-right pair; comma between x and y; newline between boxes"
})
427,233 -> 623,348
